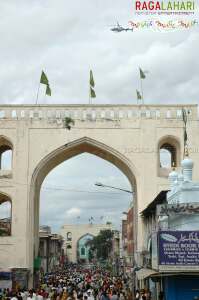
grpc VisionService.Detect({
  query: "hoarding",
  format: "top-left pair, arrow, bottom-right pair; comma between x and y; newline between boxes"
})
159,231 -> 199,266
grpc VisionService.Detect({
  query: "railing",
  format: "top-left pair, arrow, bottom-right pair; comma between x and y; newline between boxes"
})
0,104 -> 196,122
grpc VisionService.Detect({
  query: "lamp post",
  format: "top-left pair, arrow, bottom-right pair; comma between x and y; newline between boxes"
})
95,182 -> 133,277
95,182 -> 133,194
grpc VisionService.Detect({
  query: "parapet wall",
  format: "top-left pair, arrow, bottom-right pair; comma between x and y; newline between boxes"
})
0,104 -> 197,121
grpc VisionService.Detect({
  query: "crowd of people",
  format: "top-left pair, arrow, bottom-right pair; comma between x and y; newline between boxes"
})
0,265 -> 152,300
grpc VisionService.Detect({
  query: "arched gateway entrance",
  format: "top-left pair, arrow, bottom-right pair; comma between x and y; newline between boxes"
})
0,104 -> 197,287
30,137 -> 137,274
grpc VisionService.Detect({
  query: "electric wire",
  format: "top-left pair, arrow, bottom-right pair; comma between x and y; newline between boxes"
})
0,178 -> 132,196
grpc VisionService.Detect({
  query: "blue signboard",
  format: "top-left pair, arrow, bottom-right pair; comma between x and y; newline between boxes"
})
159,231 -> 199,266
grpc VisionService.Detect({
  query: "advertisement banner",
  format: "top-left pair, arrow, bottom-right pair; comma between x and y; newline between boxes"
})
159,231 -> 199,266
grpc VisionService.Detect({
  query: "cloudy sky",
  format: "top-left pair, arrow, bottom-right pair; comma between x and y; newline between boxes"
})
0,0 -> 198,232
0,0 -> 199,104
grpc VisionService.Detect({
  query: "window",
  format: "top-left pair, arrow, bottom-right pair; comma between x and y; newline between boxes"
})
160,143 -> 176,168
158,137 -> 180,177
67,232 -> 72,241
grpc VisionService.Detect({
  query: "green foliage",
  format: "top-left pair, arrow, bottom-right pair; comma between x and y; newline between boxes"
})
86,229 -> 113,261
106,221 -> 112,225
64,117 -> 75,130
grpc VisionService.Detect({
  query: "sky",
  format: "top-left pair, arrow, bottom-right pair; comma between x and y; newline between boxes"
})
0,0 -> 198,105
0,0 -> 198,232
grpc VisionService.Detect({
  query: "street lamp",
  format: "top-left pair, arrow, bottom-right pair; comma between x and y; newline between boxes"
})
95,182 -> 133,194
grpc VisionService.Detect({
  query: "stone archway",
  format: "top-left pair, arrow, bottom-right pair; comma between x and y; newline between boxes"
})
77,233 -> 94,263
29,136 -> 138,272
0,103 -> 198,288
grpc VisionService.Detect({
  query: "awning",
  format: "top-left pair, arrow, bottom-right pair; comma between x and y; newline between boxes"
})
136,269 -> 199,281
136,268 -> 158,280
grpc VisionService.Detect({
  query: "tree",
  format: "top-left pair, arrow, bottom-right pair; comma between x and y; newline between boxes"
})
64,117 -> 75,130
86,229 -> 114,261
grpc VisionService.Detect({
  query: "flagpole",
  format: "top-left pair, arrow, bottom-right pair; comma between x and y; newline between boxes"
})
36,82 -> 41,105
140,78 -> 144,104
89,86 -> 91,105
89,76 -> 90,104
89,79 -> 92,105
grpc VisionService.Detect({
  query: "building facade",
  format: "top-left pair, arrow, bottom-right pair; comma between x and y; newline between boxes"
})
127,202 -> 134,266
137,154 -> 199,300
38,226 -> 63,274
121,203 -> 134,274
60,223 -> 112,262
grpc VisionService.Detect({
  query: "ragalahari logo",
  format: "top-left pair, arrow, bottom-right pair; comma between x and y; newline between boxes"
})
134,0 -> 196,14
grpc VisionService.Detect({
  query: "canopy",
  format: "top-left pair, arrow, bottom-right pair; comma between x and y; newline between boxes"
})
136,268 -> 158,280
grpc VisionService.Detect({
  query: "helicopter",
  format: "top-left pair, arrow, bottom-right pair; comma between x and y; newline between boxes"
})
111,22 -> 133,32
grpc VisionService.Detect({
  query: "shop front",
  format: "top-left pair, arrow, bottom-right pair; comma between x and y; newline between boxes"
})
164,276 -> 199,300
158,230 -> 199,300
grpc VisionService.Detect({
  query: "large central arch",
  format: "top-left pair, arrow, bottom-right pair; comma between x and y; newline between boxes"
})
29,136 -> 138,270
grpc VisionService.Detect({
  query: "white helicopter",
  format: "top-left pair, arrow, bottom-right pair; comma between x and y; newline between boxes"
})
111,22 -> 133,32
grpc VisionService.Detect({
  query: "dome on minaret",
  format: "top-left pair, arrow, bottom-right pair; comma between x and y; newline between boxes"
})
181,157 -> 194,169
181,151 -> 194,182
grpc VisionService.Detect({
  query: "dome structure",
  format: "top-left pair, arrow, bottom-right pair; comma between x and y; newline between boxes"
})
181,156 -> 194,182
181,157 -> 194,169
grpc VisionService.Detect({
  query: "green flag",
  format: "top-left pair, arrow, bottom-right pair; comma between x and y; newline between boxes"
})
90,87 -> 96,98
139,68 -> 146,79
46,84 -> 51,96
40,71 -> 49,85
90,70 -> 95,87
136,90 -> 142,100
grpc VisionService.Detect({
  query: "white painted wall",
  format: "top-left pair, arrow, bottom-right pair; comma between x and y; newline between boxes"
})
0,104 -> 197,284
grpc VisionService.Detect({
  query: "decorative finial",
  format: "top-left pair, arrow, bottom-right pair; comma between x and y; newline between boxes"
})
185,144 -> 189,157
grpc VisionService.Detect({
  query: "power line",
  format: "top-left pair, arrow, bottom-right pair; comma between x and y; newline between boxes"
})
0,178 -> 131,196
41,185 -> 129,195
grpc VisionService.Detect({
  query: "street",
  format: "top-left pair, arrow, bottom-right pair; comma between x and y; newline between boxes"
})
0,264 -> 139,300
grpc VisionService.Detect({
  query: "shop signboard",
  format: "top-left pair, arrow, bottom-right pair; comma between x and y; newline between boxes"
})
0,271 -> 12,289
159,231 -> 199,268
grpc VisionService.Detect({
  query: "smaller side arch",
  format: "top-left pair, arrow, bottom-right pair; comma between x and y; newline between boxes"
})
77,233 -> 95,245
0,136 -> 13,171
77,233 -> 95,263
157,135 -> 181,177
0,191 -> 12,236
